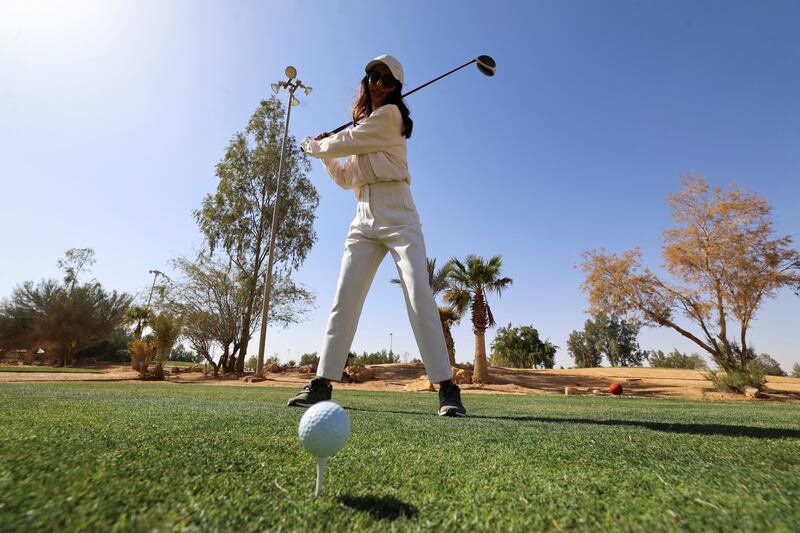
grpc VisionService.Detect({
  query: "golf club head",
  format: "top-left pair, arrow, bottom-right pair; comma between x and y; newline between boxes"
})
476,55 -> 496,76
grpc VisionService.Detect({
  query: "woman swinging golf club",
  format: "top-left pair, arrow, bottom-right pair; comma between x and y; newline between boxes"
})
288,54 -> 466,417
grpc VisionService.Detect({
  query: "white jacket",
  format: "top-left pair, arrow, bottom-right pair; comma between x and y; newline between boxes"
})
303,104 -> 409,193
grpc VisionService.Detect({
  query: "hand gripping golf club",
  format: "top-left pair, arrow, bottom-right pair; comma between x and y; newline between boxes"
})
324,55 -> 495,136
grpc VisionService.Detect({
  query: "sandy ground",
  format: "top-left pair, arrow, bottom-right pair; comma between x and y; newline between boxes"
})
2,362 -> 799,401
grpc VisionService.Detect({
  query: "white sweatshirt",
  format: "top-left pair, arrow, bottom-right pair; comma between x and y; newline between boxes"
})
302,104 -> 409,193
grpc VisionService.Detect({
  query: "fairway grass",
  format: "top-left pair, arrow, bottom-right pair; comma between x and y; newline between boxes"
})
1,384 -> 798,531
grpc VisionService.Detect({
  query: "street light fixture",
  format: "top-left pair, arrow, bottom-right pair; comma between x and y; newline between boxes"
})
255,66 -> 311,378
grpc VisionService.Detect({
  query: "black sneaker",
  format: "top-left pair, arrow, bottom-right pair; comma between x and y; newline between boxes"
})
287,377 -> 332,407
438,381 -> 467,417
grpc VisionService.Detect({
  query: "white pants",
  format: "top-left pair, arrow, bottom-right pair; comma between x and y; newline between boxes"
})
317,181 -> 453,384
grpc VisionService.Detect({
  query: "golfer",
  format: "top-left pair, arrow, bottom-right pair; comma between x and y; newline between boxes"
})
287,54 -> 466,417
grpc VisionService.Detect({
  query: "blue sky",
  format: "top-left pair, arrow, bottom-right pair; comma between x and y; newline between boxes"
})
2,0 -> 799,369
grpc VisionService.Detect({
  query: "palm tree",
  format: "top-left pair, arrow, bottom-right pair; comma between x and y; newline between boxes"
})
125,305 -> 151,341
149,311 -> 183,376
391,258 -> 462,366
445,255 -> 513,383
437,306 -> 461,366
124,305 -> 151,370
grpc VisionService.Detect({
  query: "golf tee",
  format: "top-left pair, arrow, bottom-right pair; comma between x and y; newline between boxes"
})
315,457 -> 329,497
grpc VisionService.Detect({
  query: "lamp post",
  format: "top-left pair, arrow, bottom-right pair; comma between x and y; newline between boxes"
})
255,66 -> 312,378
145,269 -> 165,310
136,269 -> 165,337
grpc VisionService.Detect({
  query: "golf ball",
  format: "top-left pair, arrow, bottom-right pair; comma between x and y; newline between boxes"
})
298,401 -> 351,458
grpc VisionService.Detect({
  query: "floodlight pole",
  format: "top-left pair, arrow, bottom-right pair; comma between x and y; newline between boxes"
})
137,269 -> 164,336
255,67 -> 311,378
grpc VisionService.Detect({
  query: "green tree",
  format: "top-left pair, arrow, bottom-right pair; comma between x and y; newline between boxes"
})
56,248 -> 96,289
352,350 -> 400,365
648,349 -> 707,369
791,362 -> 800,378
566,329 -> 603,368
149,312 -> 183,376
170,344 -> 201,363
0,279 -> 130,367
299,352 -> 320,368
491,323 -> 557,369
392,257 -> 462,366
567,316 -> 646,367
174,256 -> 247,376
194,96 -> 319,374
125,305 -> 151,342
445,255 -> 512,383
752,352 -> 785,376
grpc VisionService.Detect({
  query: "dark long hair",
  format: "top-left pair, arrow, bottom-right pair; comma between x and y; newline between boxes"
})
352,75 -> 413,139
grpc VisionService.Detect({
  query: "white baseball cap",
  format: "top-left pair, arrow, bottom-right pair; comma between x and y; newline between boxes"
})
365,54 -> 404,84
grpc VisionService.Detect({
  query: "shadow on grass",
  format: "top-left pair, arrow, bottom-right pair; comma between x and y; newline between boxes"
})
344,407 -> 800,440
338,494 -> 417,521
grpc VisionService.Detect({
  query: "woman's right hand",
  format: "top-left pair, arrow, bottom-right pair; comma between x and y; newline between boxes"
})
314,132 -> 330,141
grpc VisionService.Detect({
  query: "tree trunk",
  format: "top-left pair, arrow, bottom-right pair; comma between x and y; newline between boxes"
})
236,318 -> 251,375
473,329 -> 489,383
23,348 -> 34,365
219,349 -> 229,373
441,320 -> 456,367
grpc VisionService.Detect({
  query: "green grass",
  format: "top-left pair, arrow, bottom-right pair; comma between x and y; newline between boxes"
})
1,384 -> 798,532
0,365 -> 107,373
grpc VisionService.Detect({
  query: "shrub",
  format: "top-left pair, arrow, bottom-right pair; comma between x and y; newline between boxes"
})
792,362 -> 800,378
648,349 -> 708,370
245,356 -> 257,371
129,338 -> 154,374
75,328 -> 131,362
352,350 -> 399,366
285,360 -> 296,368
299,352 -> 319,367
170,344 -> 202,363
707,366 -> 765,393
752,353 -> 785,376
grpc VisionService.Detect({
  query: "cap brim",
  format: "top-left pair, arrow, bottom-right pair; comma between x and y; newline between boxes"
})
365,59 -> 383,72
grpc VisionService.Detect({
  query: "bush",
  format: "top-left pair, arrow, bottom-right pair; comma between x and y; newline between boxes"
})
170,344 -> 202,363
792,362 -> 800,378
351,350 -> 399,366
74,328 -> 131,362
245,356 -> 257,372
648,349 -> 707,370
490,323 -> 557,369
299,352 -> 319,368
752,353 -> 785,376
707,366 -> 765,393
285,360 -> 296,368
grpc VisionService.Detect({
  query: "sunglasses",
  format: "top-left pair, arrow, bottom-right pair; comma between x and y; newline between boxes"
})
367,71 -> 397,89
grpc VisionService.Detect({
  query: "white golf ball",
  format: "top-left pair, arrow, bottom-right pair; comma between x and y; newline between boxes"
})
298,401 -> 351,458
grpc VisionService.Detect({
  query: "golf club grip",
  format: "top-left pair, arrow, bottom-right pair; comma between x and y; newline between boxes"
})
324,58 -> 479,137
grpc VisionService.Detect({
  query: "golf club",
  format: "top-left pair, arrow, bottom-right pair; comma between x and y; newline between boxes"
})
324,55 -> 496,136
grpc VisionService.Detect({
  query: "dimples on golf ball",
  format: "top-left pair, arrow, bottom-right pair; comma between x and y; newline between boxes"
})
298,401 -> 351,458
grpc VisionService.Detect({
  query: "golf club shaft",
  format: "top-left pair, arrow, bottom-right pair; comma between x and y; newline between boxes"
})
326,58 -> 479,136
